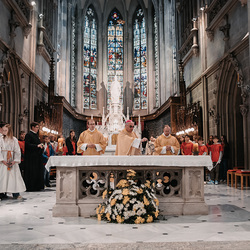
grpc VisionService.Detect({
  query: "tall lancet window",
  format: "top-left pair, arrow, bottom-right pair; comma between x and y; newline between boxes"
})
153,8 -> 159,107
133,7 -> 147,110
83,6 -> 97,109
107,9 -> 124,110
70,6 -> 77,107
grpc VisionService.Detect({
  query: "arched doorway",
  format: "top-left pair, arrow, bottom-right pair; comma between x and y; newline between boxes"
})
217,60 -> 244,169
0,54 -> 22,136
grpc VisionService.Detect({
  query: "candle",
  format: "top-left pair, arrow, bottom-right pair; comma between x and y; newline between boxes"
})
8,72 -> 10,81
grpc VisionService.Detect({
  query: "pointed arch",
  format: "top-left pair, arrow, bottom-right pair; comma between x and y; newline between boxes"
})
216,58 -> 244,168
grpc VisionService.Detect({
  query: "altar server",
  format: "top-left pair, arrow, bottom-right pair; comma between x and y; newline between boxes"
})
77,119 -> 106,155
115,120 -> 147,155
154,125 -> 180,155
0,124 -> 26,199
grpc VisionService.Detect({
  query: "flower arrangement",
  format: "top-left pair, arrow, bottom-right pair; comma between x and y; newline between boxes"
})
96,169 -> 159,224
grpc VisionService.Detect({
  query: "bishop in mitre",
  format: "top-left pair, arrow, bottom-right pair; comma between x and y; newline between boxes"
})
115,120 -> 147,155
154,125 -> 180,155
77,119 -> 107,155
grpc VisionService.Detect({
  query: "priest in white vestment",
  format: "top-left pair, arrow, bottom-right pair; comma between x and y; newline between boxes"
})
154,125 -> 180,155
115,120 -> 147,155
77,119 -> 107,155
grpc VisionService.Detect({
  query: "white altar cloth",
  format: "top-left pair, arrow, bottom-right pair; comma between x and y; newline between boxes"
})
45,155 -> 213,171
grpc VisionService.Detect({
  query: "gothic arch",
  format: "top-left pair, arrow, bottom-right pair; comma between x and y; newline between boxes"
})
216,57 -> 244,168
0,54 -> 22,136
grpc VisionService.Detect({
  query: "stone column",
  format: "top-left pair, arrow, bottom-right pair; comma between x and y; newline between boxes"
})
240,104 -> 249,169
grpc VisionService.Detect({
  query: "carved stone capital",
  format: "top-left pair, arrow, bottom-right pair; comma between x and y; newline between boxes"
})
240,104 -> 248,117
37,44 -> 44,55
219,23 -> 230,41
23,23 -> 32,38
192,44 -> 199,57
18,114 -> 24,124
206,29 -> 214,41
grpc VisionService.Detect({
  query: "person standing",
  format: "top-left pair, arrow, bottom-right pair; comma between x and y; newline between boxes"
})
0,124 -> 26,199
181,134 -> 193,155
24,122 -> 44,191
206,135 -> 214,155
115,120 -> 147,155
66,130 -> 77,155
18,131 -> 26,178
0,121 -> 7,200
77,119 -> 107,155
198,136 -> 209,183
42,135 -> 55,187
145,136 -> 156,155
154,125 -> 180,155
208,136 -> 223,185
220,135 -> 230,182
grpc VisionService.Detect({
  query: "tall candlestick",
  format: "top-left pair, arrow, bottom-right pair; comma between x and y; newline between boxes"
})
8,72 -> 10,81
237,73 -> 239,83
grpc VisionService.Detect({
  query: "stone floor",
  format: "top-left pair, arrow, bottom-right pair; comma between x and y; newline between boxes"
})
0,182 -> 250,250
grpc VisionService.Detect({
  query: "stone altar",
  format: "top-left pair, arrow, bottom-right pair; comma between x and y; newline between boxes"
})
46,155 -> 213,217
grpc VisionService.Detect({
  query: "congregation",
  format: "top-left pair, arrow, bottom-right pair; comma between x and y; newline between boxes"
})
0,119 -> 229,202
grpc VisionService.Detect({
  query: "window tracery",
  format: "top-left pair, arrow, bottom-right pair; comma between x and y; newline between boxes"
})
133,7 -> 147,110
107,8 -> 124,110
83,6 -> 97,109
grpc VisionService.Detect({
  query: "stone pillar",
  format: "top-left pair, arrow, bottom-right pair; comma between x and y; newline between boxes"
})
240,104 -> 249,169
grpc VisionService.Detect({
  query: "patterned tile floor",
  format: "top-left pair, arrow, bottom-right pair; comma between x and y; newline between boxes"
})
0,182 -> 250,249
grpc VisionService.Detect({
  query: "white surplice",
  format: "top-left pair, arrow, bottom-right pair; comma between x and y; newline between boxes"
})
0,136 -> 26,193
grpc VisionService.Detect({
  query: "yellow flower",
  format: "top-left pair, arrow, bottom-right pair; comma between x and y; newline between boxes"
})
110,198 -> 117,206
96,204 -> 101,214
154,198 -> 159,206
127,169 -> 136,176
106,213 -> 111,221
116,179 -> 129,188
122,195 -> 130,205
97,214 -> 102,221
147,215 -> 153,223
102,190 -> 107,199
143,196 -> 150,206
100,206 -> 105,214
135,216 -> 145,224
136,188 -> 143,194
152,182 -> 155,188
122,189 -> 130,196
116,215 -> 124,223
145,180 -> 151,188
154,210 -> 159,218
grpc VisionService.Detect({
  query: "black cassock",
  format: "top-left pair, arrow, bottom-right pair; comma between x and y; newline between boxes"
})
24,131 -> 44,191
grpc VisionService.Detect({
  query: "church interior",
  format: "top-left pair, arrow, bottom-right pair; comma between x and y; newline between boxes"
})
0,0 -> 250,249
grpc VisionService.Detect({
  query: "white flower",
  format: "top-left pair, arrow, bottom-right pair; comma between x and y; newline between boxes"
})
130,191 -> 137,196
130,198 -> 136,204
146,190 -> 152,199
125,203 -> 129,208
112,214 -> 116,220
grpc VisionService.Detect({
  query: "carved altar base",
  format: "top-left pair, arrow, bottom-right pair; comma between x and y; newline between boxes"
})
45,156 -> 213,217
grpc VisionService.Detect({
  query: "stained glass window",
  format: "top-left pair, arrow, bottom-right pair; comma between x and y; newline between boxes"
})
107,8 -> 124,110
70,7 -> 76,107
153,9 -> 159,107
133,7 -> 147,110
83,6 -> 97,109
